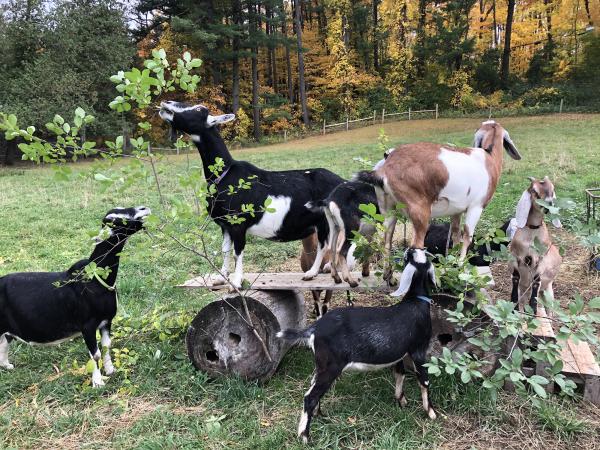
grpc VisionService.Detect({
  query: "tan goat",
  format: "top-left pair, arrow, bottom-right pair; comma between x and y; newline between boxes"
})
509,176 -> 562,314
357,120 -> 521,283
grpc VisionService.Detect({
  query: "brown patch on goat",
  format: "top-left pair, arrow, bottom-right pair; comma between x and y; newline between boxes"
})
481,122 -> 509,206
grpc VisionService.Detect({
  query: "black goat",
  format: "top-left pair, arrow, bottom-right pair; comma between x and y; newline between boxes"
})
0,206 -> 150,387
159,101 -> 344,288
278,248 -> 437,443
424,219 -> 513,266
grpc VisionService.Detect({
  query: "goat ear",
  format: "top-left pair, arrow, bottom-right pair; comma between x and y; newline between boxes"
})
515,190 -> 532,228
390,264 -> 416,297
473,130 -> 484,148
502,130 -> 521,160
207,113 -> 236,127
428,264 -> 437,288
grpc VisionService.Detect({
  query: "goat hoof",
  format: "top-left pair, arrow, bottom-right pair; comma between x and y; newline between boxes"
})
212,275 -> 228,286
348,280 -> 358,288
396,395 -> 407,408
427,407 -> 437,420
322,262 -> 332,273
92,375 -> 106,388
362,269 -> 370,277
332,275 -> 342,284
104,364 -> 115,376
298,433 -> 309,444
1,363 -> 14,370
302,271 -> 318,281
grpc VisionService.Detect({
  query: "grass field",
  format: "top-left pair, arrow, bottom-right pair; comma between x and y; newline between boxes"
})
1,114 -> 599,449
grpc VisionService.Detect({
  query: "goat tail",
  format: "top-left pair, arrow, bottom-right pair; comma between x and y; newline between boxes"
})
354,170 -> 384,188
304,200 -> 327,213
276,327 -> 314,344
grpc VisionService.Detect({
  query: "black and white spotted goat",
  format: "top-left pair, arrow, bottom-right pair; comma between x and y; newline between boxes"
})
159,101 -> 344,288
278,247 -> 437,443
0,206 -> 150,387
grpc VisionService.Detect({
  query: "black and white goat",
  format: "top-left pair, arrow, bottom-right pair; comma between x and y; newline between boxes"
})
424,219 -> 515,266
309,152 -> 392,288
278,248 -> 437,443
0,206 -> 150,387
159,101 -> 344,288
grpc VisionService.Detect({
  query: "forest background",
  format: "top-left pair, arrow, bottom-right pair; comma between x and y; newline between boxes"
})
1,0 -> 599,159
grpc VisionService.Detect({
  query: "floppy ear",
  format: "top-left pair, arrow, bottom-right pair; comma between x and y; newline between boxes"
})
207,113 -> 235,127
515,190 -> 532,228
427,264 -> 437,288
503,130 -> 521,160
390,264 -> 416,297
473,130 -> 484,148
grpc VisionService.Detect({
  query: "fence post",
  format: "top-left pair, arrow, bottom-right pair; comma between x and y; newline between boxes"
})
284,130 -> 287,142
323,119 -> 326,135
381,108 -> 385,124
346,116 -> 349,131
487,106 -> 492,119
559,98 -> 564,113
435,104 -> 439,120
408,107 -> 411,120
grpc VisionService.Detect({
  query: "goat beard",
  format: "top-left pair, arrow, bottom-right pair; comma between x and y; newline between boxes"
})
169,124 -> 178,143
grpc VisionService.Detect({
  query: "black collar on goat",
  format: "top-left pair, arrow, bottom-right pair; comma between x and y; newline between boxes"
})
0,206 -> 150,387
159,101 -> 345,288
277,248 -> 437,443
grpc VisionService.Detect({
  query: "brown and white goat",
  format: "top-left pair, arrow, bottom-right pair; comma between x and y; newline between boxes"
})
357,120 -> 521,280
509,176 -> 562,314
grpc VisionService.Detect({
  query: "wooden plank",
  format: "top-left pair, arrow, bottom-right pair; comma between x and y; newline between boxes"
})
178,272 -> 393,292
561,338 -> 600,377
180,267 -> 496,292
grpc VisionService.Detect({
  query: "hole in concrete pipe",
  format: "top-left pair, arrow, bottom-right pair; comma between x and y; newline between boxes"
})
438,333 -> 453,345
228,333 -> 241,345
206,349 -> 219,362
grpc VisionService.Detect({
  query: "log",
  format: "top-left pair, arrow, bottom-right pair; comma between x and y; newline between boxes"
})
186,290 -> 305,381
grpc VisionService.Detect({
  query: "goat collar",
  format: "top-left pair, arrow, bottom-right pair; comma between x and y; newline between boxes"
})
212,165 -> 230,184
416,295 -> 432,304
93,273 -> 116,291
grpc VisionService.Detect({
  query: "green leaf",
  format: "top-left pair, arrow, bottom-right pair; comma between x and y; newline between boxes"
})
589,297 -> 600,309
85,359 -> 96,374
75,107 -> 86,118
460,371 -> 472,383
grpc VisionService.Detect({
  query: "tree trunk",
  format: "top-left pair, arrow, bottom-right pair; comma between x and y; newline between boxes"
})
293,0 -> 310,126
232,0 -> 242,113
282,12 -> 294,103
584,0 -> 593,26
545,0 -> 553,50
415,0 -> 428,77
248,1 -> 261,140
492,0 -> 498,48
500,0 -> 515,85
266,2 -> 274,88
373,0 -> 379,72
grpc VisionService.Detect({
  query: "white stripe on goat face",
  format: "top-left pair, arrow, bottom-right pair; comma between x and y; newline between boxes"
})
247,195 -> 292,239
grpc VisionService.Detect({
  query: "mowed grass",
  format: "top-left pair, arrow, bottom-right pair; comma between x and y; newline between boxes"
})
1,114 -> 599,449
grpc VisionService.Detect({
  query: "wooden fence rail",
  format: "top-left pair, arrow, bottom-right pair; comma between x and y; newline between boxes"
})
322,105 -> 439,135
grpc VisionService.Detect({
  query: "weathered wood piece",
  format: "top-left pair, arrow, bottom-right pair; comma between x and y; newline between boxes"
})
560,338 -> 600,405
180,266 -> 494,291
185,290 -> 305,381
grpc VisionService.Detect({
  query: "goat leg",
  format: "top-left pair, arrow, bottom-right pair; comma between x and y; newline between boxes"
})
298,367 -> 341,443
394,360 -> 408,407
411,350 -> 437,420
510,269 -> 520,305
530,274 -> 541,316
83,324 -> 104,388
0,333 -> 13,370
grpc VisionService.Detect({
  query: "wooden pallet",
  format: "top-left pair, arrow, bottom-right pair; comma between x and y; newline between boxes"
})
560,338 -> 600,405
179,266 -> 495,292
515,305 -> 600,404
